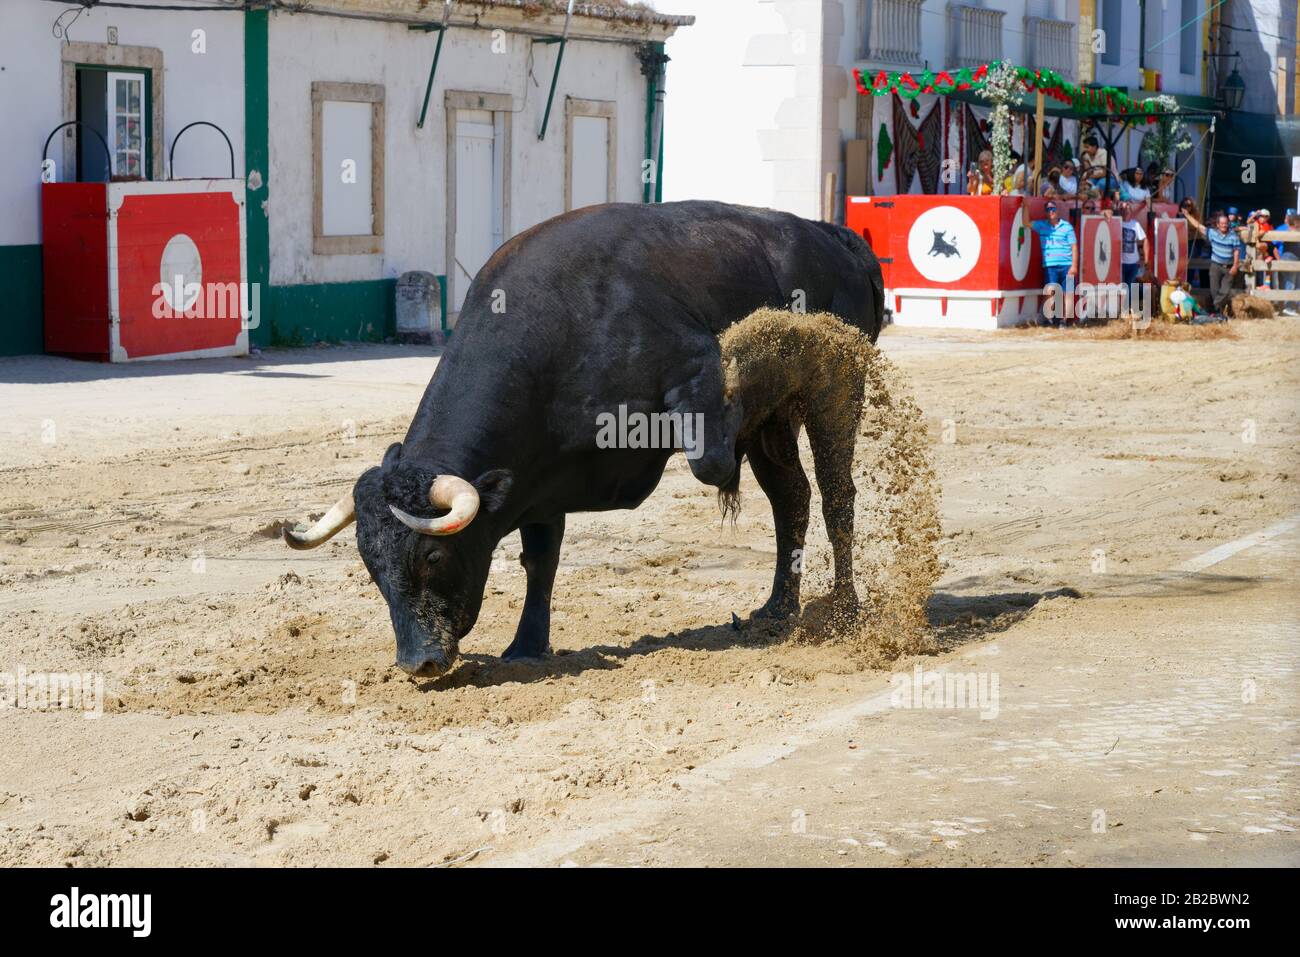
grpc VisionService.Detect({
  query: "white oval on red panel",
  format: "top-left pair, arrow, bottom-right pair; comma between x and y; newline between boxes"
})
1164,223 -> 1180,279
159,233 -> 203,313
1009,204 -> 1032,282
1093,221 -> 1114,281
907,206 -> 980,283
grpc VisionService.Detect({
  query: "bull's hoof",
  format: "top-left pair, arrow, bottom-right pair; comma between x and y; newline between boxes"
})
829,586 -> 860,619
501,642 -> 551,663
749,595 -> 799,623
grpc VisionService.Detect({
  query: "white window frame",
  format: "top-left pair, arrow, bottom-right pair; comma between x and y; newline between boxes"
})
106,71 -> 146,178
565,98 -> 617,211
312,81 -> 386,256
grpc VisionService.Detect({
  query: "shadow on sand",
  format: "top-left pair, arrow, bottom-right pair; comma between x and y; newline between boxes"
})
412,584 -> 1089,693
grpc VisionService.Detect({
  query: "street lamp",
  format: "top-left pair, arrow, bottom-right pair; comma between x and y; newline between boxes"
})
1204,51 -> 1247,111
1221,65 -> 1246,111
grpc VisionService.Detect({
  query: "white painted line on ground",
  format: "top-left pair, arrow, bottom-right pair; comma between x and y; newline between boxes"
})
486,514 -> 1300,868
1175,513 -> 1300,573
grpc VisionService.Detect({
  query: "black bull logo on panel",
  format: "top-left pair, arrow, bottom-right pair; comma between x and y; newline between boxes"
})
928,231 -> 960,258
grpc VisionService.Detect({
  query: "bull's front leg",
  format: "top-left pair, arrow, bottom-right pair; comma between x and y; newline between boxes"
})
664,357 -> 742,488
502,515 -> 565,661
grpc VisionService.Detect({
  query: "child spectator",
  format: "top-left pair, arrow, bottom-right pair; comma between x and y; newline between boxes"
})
1057,160 -> 1079,197
1118,201 -> 1149,287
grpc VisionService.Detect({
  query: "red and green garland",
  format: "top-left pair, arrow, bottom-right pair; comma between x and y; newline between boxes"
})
852,61 -> 1172,122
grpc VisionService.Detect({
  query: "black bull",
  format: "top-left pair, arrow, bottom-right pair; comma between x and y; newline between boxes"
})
283,200 -> 885,677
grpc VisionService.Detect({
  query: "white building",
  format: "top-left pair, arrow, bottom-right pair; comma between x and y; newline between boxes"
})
666,0 -> 1222,216
1,0 -> 691,355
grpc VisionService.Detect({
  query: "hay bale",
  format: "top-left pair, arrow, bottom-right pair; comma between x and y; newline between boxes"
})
1226,294 -> 1276,320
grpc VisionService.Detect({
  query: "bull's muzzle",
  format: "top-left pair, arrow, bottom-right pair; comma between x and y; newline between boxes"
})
392,607 -> 455,678
395,650 -> 449,678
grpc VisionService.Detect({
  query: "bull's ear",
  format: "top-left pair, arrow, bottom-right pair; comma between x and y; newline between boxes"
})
473,469 -> 513,513
381,442 -> 403,473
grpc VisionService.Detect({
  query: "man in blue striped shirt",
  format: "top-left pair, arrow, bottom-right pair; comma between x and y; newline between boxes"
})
1032,202 -> 1078,326
1184,210 -> 1243,316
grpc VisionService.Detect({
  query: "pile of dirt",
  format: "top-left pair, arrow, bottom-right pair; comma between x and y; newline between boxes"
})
1226,294 -> 1276,321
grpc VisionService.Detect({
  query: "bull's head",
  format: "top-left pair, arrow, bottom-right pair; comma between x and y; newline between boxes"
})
282,443 -> 512,678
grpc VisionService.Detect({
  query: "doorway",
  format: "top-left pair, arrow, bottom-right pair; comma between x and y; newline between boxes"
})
450,108 -> 505,314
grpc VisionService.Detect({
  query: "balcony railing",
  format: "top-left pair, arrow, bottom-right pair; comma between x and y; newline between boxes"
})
1024,16 -> 1076,79
947,3 -> 1004,68
859,0 -> 924,65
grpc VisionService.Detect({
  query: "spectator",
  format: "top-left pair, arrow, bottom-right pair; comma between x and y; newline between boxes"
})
1183,209 -> 1244,317
1007,150 -> 1026,196
1244,210 -> 1274,289
1057,159 -> 1080,198
1118,201 -> 1149,288
967,150 -> 995,195
1271,208 -> 1296,258
1041,166 -> 1063,197
1032,201 -> 1078,326
1153,167 -> 1176,203
1119,168 -> 1151,213
1227,207 -> 1244,240
1080,136 -> 1116,193
1273,211 -> 1298,314
1253,238 -> 1275,289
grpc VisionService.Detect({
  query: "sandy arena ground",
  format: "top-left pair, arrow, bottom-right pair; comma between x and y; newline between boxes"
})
1,320 -> 1298,867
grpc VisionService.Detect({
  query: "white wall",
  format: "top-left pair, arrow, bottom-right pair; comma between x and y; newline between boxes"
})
0,0 -> 245,246
662,0 -> 825,216
1093,0 -> 1204,97
266,10 -> 653,286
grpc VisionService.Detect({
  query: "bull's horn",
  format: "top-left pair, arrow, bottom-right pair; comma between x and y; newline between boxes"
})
282,493 -> 355,550
389,474 -> 479,536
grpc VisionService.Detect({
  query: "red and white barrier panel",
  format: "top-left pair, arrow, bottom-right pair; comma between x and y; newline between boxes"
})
43,179 -> 249,362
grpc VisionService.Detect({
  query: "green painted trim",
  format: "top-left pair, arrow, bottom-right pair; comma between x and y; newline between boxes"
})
0,245 -> 44,357
655,91 -> 665,204
437,273 -> 448,337
642,54 -> 656,203
266,280 -> 396,346
244,9 -> 272,347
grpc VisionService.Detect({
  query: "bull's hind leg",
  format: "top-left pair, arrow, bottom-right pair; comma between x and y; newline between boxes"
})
747,415 -> 810,621
502,515 -> 565,661
807,414 -> 860,614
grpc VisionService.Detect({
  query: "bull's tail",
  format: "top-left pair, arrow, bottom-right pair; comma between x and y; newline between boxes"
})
816,222 -> 890,342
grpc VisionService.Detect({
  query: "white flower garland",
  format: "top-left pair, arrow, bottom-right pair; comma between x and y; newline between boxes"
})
978,62 -> 1020,196
1139,93 -> 1192,168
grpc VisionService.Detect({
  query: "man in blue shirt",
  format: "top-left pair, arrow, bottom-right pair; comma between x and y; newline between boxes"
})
1272,208 -> 1295,258
1184,210 -> 1243,317
1032,201 -> 1078,325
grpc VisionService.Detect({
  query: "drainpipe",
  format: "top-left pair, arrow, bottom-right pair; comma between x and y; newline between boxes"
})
638,42 -> 669,203
1138,0 -> 1146,72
